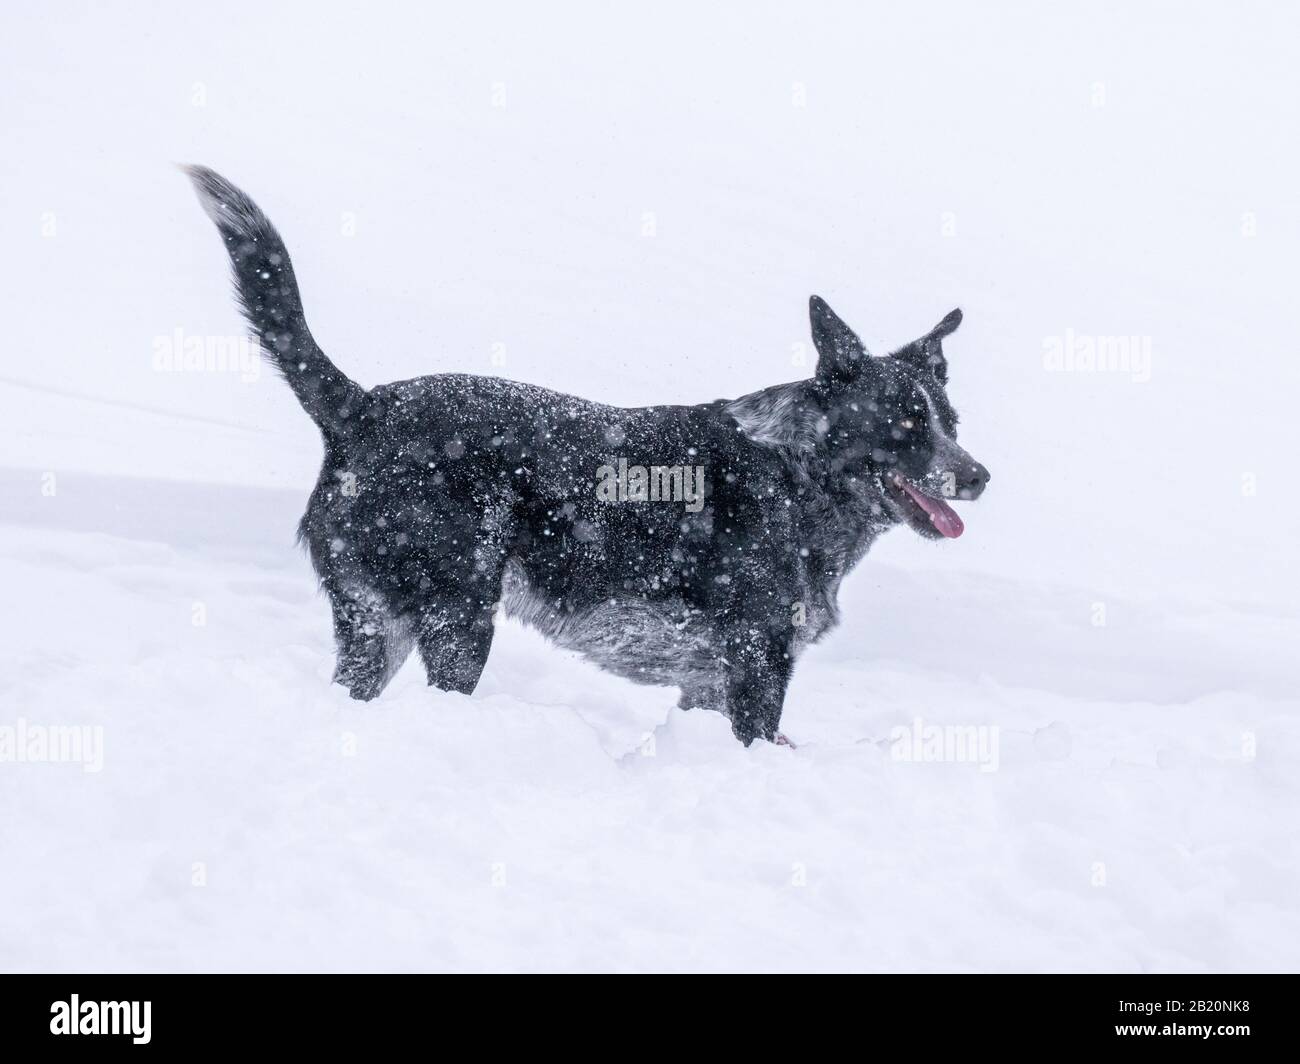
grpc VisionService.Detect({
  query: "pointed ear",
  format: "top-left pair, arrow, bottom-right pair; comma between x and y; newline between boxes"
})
896,308 -> 961,382
809,295 -> 868,379
928,308 -> 962,341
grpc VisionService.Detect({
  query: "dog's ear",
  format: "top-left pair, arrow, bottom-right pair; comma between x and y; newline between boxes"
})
810,295 -> 869,380
928,308 -> 962,341
897,308 -> 962,383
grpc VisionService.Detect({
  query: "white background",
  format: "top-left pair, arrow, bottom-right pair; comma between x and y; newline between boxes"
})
1,1 -> 1297,971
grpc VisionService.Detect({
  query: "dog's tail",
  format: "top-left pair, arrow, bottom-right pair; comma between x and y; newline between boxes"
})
182,165 -> 367,438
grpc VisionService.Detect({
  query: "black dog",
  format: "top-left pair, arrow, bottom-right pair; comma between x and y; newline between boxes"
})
185,166 -> 989,745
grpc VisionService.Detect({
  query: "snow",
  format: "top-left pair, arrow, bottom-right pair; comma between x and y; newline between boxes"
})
2,2 -> 1299,972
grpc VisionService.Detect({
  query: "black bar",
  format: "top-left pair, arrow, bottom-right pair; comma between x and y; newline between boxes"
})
0,974 -> 1289,1051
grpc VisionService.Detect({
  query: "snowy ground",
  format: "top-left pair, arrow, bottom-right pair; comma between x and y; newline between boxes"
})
2,452 -> 1296,972
3,2 -> 1299,971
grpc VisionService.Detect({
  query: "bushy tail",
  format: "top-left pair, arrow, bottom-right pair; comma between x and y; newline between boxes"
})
183,165 -> 367,438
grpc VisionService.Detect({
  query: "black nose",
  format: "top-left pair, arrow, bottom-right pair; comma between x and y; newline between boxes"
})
958,461 -> 990,500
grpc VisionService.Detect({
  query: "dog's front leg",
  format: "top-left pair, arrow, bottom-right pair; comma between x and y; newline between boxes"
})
722,629 -> 792,746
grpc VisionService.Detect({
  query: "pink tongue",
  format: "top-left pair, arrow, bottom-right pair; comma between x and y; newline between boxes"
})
898,479 -> 964,538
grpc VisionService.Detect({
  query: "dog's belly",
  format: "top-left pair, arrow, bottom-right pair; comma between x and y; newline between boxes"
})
499,561 -> 718,689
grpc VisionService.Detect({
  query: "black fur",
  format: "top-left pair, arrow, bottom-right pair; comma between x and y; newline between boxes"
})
185,167 -> 990,745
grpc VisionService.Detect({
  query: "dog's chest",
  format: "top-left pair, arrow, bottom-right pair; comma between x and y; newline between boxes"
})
790,576 -> 841,650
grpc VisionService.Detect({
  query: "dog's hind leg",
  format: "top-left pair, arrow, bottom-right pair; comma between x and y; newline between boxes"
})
329,585 -> 416,701
415,500 -> 513,696
417,593 -> 497,695
415,545 -> 507,696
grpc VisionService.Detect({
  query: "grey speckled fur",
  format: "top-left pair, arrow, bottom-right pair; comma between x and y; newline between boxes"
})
185,165 -> 991,745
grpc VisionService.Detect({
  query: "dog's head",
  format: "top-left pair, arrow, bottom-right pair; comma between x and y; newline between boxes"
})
806,295 -> 989,538
730,297 -> 989,539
